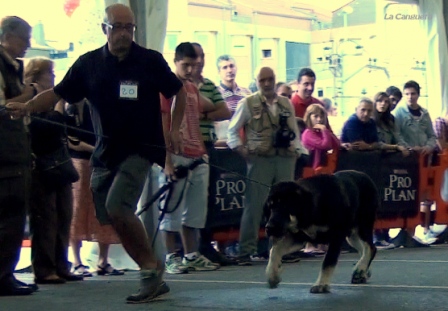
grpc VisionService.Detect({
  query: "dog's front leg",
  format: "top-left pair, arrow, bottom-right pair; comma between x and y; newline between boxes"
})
266,234 -> 295,288
310,237 -> 343,294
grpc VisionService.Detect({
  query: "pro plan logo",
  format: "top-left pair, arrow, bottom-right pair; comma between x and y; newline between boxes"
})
384,13 -> 432,20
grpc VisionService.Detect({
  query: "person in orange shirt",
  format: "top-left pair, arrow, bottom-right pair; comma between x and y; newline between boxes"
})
291,68 -> 323,118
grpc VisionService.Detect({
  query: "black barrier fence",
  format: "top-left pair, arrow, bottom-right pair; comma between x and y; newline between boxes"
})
336,150 -> 420,219
206,149 -> 420,229
207,148 -> 247,228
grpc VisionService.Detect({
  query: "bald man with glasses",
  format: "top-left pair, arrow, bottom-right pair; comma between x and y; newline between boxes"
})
7,4 -> 187,304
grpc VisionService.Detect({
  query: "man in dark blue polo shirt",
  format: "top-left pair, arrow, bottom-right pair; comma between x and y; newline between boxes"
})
7,3 -> 186,304
341,98 -> 379,151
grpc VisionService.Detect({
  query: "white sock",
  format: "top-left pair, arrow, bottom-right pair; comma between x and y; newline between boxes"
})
184,252 -> 198,261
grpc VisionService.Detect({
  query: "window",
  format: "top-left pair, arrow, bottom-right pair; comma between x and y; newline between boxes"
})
262,49 -> 272,58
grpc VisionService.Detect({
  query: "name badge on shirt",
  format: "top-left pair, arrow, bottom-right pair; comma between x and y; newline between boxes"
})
119,81 -> 138,100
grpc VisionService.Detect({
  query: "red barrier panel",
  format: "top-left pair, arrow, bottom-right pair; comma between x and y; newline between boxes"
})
432,151 -> 448,224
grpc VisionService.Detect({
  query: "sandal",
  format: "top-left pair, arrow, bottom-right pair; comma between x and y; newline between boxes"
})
72,264 -> 93,277
97,264 -> 125,276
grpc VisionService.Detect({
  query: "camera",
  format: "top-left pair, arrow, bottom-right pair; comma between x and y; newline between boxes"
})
273,110 -> 296,149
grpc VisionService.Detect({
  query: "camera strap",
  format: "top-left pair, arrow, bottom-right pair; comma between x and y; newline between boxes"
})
265,101 -> 291,130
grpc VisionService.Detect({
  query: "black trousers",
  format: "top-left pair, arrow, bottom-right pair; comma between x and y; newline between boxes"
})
199,142 -> 217,253
0,169 -> 29,284
29,172 -> 73,279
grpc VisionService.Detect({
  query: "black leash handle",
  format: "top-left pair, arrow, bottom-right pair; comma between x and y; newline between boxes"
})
136,182 -> 173,217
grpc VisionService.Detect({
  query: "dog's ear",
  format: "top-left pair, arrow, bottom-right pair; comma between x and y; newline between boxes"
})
291,185 -> 314,217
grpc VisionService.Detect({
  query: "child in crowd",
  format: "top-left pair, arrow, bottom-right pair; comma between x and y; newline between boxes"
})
300,104 -> 339,255
302,104 -> 340,169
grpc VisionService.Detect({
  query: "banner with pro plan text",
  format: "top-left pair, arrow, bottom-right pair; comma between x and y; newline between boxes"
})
207,149 -> 420,229
336,150 -> 420,219
206,148 -> 247,228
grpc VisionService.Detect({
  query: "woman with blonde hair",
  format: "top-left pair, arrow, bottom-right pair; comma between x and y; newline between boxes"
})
25,57 -> 83,283
24,57 -> 55,92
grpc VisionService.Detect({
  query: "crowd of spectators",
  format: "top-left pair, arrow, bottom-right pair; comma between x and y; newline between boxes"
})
1,4 -> 447,305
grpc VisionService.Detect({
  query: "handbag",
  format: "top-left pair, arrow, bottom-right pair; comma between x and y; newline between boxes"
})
34,145 -> 79,186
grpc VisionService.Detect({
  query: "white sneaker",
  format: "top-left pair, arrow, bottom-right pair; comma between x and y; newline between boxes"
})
374,240 -> 395,250
430,224 -> 447,235
413,235 -> 437,245
422,231 -> 438,244
165,254 -> 188,274
250,254 -> 269,262
182,254 -> 220,271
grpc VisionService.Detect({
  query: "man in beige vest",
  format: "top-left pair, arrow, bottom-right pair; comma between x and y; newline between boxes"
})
227,67 -> 303,265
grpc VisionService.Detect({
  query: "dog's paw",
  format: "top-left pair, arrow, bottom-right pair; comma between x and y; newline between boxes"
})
351,270 -> 368,284
310,284 -> 330,294
267,275 -> 281,288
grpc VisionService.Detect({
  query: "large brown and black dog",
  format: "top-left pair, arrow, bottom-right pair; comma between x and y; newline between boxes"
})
264,170 -> 378,293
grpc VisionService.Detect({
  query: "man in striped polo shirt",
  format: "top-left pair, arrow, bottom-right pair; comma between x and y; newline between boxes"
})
216,55 -> 252,115
191,43 -> 231,145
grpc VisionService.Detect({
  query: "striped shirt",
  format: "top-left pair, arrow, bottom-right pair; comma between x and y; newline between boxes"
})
218,82 -> 252,114
434,117 -> 448,151
199,78 -> 224,142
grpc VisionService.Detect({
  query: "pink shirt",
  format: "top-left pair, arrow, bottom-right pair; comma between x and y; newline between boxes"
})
302,128 -> 340,169
161,81 -> 206,158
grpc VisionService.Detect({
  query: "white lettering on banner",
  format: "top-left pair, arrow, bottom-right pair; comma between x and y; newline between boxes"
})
384,188 -> 416,201
388,175 -> 412,188
215,179 -> 246,211
216,179 -> 246,195
384,174 -> 416,202
215,196 -> 245,211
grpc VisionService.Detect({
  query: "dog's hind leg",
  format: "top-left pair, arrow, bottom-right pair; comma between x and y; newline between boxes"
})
346,229 -> 376,284
310,237 -> 343,294
266,234 -> 298,288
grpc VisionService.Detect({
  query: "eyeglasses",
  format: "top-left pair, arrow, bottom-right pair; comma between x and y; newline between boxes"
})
103,22 -> 136,33
281,93 -> 292,99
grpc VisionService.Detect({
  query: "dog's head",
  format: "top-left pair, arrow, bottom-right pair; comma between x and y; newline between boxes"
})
264,181 -> 313,238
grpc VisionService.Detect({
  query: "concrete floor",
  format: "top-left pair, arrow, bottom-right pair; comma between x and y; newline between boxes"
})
3,245 -> 448,311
